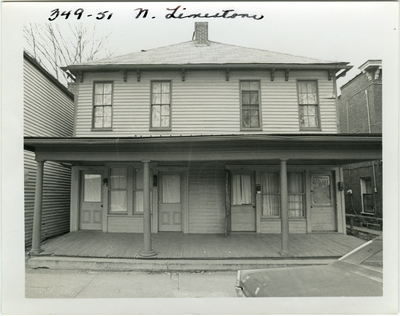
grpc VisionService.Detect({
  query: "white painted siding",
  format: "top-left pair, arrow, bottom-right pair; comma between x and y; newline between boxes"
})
24,57 -> 74,248
260,219 -> 307,233
75,69 -> 338,137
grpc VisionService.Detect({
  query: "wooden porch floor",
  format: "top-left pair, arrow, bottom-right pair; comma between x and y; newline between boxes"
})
39,231 -> 366,259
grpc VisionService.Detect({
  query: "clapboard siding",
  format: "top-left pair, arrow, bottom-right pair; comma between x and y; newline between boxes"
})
75,69 -> 338,137
188,162 -> 226,233
107,216 -> 144,233
260,219 -> 307,234
24,55 -> 74,248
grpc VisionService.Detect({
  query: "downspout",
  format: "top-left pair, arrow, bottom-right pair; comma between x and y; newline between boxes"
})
365,90 -> 378,216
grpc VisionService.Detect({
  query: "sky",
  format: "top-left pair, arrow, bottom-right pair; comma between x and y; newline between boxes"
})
18,2 -> 398,90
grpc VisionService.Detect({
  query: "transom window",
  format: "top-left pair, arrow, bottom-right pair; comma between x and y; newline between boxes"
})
297,81 -> 320,130
151,81 -> 171,129
261,172 -> 305,218
93,82 -> 112,129
240,81 -> 261,129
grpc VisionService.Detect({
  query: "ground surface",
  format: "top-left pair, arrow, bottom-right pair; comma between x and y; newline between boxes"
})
25,268 -> 238,298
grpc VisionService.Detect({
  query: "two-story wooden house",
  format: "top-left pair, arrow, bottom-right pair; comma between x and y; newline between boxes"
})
25,23 -> 381,257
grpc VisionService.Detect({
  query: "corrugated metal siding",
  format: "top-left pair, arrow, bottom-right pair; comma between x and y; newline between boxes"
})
188,162 -> 226,233
75,69 -> 337,137
24,58 -> 74,248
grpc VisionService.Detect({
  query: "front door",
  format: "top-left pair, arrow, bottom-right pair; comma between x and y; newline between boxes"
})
80,170 -> 103,230
159,173 -> 182,232
310,172 -> 336,232
231,173 -> 256,232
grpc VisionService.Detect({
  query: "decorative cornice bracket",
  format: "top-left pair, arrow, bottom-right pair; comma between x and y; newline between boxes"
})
285,69 -> 290,81
136,69 -> 141,82
78,71 -> 84,83
270,69 -> 275,81
123,70 -> 128,82
328,70 -> 334,81
226,68 -> 230,81
182,68 -> 186,81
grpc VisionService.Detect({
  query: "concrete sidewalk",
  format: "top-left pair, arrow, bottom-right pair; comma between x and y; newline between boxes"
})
25,268 -> 238,298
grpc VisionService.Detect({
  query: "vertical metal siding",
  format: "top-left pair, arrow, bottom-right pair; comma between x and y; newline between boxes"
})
188,162 -> 226,233
75,69 -> 338,137
24,58 -> 74,249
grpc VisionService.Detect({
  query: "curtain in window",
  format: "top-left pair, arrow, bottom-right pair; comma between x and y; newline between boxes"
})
162,175 -> 181,203
110,168 -> 127,213
262,172 -> 279,216
288,172 -> 304,217
232,174 -> 252,205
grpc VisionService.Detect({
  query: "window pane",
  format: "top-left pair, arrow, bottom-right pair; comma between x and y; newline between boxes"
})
103,83 -> 112,95
152,82 -> 161,93
94,116 -> 103,128
363,194 -> 374,213
104,94 -> 112,105
289,194 -> 304,217
161,104 -> 170,115
135,191 -> 144,214
84,174 -> 101,202
232,174 -> 252,205
161,115 -> 170,127
95,95 -> 103,105
161,93 -> 170,104
250,92 -> 259,104
110,191 -> 127,212
152,93 -> 161,104
162,82 -> 170,93
249,81 -> 259,90
242,92 -> 250,104
95,84 -> 103,95
241,82 -> 250,90
152,105 -> 161,127
242,110 -> 251,128
162,175 -> 181,203
135,168 -> 143,190
250,114 -> 259,127
110,168 -> 127,190
263,173 -> 279,193
311,176 -> 331,205
288,172 -> 304,193
94,106 -> 103,117
262,195 -> 280,216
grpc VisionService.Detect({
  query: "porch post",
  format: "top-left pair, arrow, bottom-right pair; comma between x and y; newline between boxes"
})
30,160 -> 45,255
139,160 -> 157,258
280,158 -> 290,255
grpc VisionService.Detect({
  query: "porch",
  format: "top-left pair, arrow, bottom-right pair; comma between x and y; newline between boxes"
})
36,231 -> 364,259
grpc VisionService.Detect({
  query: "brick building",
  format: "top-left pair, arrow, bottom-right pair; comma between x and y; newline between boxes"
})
338,60 -> 382,231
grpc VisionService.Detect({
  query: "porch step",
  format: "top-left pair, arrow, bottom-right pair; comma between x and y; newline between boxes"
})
27,256 -> 335,272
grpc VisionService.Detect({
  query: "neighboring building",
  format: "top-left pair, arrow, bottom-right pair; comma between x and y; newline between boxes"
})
25,23 -> 381,257
338,60 -> 383,230
23,51 -> 74,248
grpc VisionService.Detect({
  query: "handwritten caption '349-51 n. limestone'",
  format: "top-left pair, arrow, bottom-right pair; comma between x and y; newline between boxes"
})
48,5 -> 264,21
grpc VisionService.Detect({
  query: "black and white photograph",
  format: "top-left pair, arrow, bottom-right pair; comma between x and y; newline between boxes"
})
1,1 -> 398,315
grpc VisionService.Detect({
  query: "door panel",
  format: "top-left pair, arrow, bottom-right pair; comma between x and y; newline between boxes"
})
231,173 -> 256,232
159,173 -> 182,232
310,172 -> 336,232
80,171 -> 103,230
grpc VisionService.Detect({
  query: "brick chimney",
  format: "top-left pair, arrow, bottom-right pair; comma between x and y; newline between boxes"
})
194,22 -> 209,46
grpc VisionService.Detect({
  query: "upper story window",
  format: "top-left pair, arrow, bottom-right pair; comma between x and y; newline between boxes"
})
240,80 -> 261,130
93,82 -> 113,129
151,81 -> 171,130
297,81 -> 320,130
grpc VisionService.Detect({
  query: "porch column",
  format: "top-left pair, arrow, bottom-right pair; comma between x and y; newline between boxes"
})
280,158 -> 290,255
30,160 -> 45,255
139,160 -> 157,258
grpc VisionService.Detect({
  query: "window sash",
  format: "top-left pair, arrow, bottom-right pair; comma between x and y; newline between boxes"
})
240,81 -> 261,129
93,83 -> 113,129
261,172 -> 305,218
151,81 -> 171,129
297,81 -> 319,129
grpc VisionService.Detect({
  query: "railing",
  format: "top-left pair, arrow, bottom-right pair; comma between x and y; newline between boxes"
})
346,214 -> 383,232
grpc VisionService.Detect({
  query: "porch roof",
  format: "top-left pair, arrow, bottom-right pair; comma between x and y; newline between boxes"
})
24,134 -> 382,165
